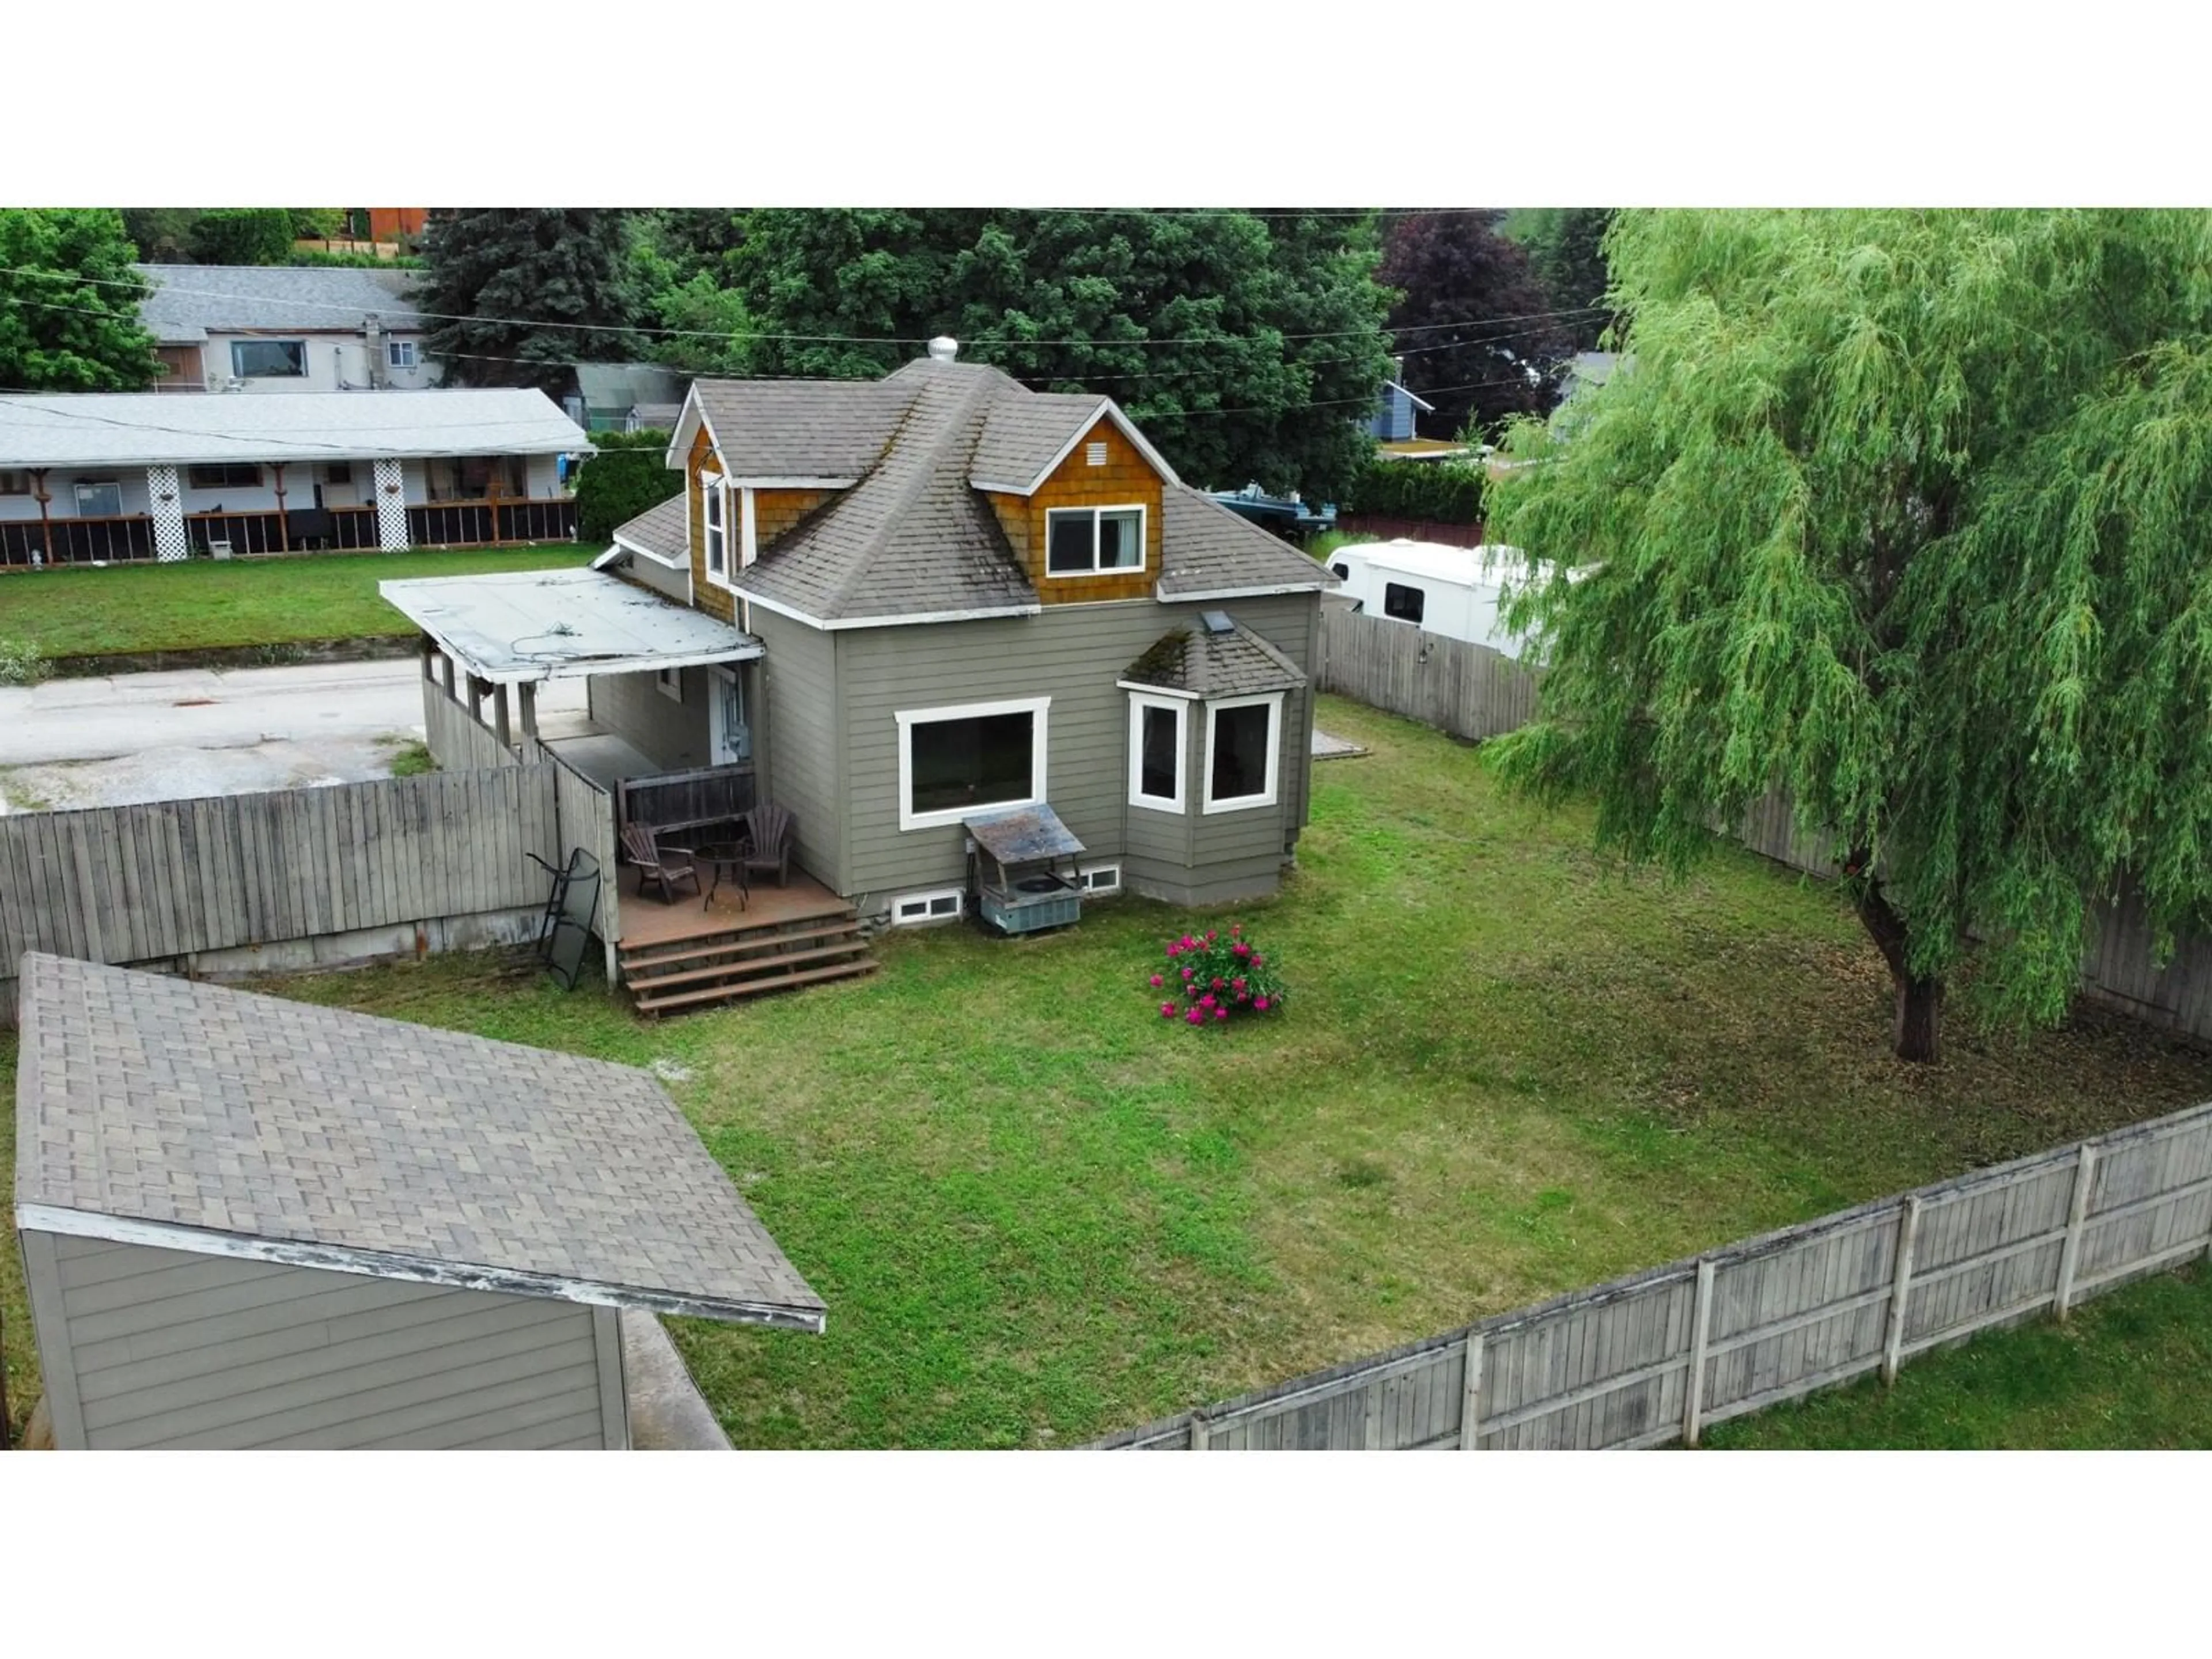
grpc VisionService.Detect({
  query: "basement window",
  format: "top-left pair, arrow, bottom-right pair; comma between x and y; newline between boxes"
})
892,888 -> 964,926
1078,864 -> 1122,894
1045,505 -> 1144,576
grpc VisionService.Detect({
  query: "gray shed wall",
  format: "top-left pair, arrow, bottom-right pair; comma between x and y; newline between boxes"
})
20,1231 -> 626,1450
622,555 -> 691,606
828,594 -> 1319,914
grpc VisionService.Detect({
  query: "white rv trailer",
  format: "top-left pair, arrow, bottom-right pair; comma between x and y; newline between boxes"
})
1323,539 -> 1549,658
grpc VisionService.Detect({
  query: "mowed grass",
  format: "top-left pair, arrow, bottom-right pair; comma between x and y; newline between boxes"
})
1707,1265 -> 2212,1449
0,544 -> 599,658
6,694 -> 2211,1448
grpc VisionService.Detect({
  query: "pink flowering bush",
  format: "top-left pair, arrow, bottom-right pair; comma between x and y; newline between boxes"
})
1149,922 -> 1285,1029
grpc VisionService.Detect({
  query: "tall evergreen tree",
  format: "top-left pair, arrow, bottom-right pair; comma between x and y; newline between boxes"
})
1377,211 -> 1573,438
0,209 -> 160,391
1509,207 -> 1618,351
733,209 -> 1394,499
1486,209 -> 2212,1062
416,209 -> 641,393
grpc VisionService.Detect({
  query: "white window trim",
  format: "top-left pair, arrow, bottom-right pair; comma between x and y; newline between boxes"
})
891,887 -> 966,926
1127,692 -> 1188,814
387,339 -> 419,370
895,694 -> 1051,832
1202,691 -> 1283,815
1044,503 -> 1146,579
655,666 -> 683,703
1078,863 -> 1122,895
701,471 -> 727,582
739,485 -> 758,569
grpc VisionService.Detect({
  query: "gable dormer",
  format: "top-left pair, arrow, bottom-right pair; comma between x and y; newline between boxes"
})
973,397 -> 1179,606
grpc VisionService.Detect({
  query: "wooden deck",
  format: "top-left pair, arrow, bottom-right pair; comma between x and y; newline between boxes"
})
615,865 -> 877,1015
615,866 -> 851,948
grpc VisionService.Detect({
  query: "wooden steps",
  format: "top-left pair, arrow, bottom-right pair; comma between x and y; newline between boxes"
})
620,900 -> 877,1017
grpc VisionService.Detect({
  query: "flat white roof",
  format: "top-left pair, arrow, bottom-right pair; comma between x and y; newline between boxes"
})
0,388 -> 591,469
380,567 -> 763,684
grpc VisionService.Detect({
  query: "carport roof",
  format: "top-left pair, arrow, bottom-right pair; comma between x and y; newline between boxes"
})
12,955 -> 827,1331
379,566 -> 761,684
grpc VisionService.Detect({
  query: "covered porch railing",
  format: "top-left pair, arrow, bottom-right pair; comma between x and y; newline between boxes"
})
616,763 -> 757,839
1,497 -> 578,568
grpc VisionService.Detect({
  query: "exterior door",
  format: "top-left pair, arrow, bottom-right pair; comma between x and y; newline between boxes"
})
709,666 -> 751,767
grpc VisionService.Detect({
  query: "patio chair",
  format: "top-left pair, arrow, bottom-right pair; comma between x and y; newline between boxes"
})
620,823 -> 700,904
738,801 -> 795,888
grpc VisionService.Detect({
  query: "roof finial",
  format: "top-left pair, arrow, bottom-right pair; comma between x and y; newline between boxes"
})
926,335 -> 959,363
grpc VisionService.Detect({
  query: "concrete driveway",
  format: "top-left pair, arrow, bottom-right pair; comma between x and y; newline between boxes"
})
0,660 -> 588,810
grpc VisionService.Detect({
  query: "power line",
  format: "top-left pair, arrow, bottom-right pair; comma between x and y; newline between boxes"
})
1,263 -> 1607,351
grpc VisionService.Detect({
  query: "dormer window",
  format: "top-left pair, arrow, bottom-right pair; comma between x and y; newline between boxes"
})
1046,505 -> 1143,577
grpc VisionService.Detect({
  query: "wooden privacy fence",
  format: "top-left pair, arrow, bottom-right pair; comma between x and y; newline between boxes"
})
1094,1099 -> 2212,1449
1317,605 -> 1541,742
0,766 -> 575,1022
422,676 -> 523,772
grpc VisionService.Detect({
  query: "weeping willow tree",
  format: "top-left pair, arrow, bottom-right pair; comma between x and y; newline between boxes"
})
1485,209 -> 2212,1062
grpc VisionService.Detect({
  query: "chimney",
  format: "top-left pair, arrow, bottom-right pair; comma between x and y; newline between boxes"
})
926,335 -> 959,363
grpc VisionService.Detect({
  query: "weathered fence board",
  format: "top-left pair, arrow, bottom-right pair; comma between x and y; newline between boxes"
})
1317,607 -> 1542,743
422,677 -> 521,772
544,745 -> 622,986
1093,1097 -> 2212,1450
0,766 -> 566,1022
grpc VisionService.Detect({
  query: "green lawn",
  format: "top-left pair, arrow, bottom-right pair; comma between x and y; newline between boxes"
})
0,544 -> 600,660
6,694 -> 2211,1449
1707,1264 -> 2212,1449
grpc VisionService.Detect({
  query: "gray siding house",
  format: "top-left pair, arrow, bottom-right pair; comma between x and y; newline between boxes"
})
593,338 -> 1339,927
13,954 -> 824,1449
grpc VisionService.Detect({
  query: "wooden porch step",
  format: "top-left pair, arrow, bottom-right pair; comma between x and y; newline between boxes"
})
632,956 -> 880,1016
618,917 -> 863,974
623,940 -> 871,993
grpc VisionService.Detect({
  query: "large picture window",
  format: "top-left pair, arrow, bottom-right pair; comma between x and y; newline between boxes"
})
1127,692 -> 1188,813
1203,692 -> 1282,814
230,339 -> 307,379
1045,505 -> 1144,576
896,696 -> 1050,831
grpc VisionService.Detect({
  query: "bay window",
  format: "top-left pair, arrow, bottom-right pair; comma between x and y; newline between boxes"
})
1202,692 -> 1282,814
1127,692 -> 1188,813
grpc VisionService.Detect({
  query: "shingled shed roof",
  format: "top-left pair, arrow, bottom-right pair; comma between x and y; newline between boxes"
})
12,955 -> 826,1331
1121,615 -> 1308,698
611,490 -> 689,565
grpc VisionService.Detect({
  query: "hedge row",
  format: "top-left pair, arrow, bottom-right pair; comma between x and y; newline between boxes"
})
1339,456 -> 1485,524
574,429 -> 683,541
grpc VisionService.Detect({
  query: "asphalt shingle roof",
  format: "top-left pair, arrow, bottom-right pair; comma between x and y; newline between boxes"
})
687,357 -> 1333,624
691,378 -> 911,479
734,361 -> 1037,622
1123,617 -> 1308,698
12,955 -> 825,1329
611,491 -> 689,562
969,392 -> 1107,488
135,264 -> 425,343
1157,485 -> 1341,597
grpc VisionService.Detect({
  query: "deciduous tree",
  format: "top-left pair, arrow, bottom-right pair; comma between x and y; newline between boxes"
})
0,209 -> 160,390
1378,211 -> 1572,439
1485,209 -> 2212,1062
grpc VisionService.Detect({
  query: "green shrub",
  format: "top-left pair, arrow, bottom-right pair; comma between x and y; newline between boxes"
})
574,429 -> 684,541
186,209 -> 298,266
1340,456 -> 1486,524
0,638 -> 50,685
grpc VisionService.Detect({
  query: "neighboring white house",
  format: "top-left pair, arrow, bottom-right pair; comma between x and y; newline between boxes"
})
0,389 -> 589,565
1324,538 -> 1552,659
137,264 -> 442,395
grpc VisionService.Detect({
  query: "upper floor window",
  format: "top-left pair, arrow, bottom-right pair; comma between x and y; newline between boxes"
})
702,474 -> 726,578
187,463 -> 262,490
231,339 -> 306,379
1046,505 -> 1143,576
387,339 -> 420,370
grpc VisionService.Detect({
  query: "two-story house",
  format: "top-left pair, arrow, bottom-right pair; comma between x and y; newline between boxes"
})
138,264 -> 441,395
385,338 -> 1337,1006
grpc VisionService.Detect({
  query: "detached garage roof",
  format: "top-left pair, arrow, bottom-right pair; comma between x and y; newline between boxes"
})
0,389 -> 590,469
135,263 -> 426,344
13,955 -> 827,1331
